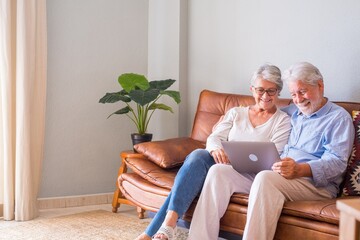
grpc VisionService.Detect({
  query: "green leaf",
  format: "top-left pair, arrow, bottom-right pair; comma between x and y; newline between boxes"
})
149,79 -> 176,90
149,103 -> 173,112
107,106 -> 131,118
99,92 -> 131,103
100,74 -> 181,134
161,90 -> 181,104
129,89 -> 160,106
118,73 -> 149,93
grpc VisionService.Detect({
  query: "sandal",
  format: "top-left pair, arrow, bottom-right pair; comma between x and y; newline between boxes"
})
152,225 -> 177,240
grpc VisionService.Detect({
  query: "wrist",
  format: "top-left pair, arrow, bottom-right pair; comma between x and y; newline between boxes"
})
297,163 -> 312,178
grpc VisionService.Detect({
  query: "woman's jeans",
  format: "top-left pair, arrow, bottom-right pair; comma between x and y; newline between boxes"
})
145,149 -> 215,237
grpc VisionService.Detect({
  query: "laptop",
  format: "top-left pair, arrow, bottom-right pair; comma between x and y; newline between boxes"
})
221,141 -> 280,174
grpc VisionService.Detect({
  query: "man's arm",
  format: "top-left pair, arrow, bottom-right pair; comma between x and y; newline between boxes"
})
307,114 -> 354,187
272,158 -> 312,179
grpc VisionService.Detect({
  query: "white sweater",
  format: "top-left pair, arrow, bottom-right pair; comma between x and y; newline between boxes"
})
206,106 -> 291,154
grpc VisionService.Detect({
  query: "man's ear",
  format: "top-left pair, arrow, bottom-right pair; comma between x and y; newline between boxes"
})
318,80 -> 324,93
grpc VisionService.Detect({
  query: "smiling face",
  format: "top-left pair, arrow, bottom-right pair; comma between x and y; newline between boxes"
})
251,78 -> 279,111
288,79 -> 325,116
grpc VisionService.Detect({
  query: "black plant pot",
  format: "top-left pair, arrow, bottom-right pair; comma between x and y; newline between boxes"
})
131,133 -> 153,151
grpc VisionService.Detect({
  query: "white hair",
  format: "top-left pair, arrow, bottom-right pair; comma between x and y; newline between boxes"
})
282,62 -> 323,85
250,63 -> 283,92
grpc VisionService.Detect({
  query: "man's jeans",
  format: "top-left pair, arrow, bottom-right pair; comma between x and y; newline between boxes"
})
145,149 -> 215,237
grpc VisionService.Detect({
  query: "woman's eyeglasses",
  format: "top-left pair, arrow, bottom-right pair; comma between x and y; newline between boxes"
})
252,87 -> 278,96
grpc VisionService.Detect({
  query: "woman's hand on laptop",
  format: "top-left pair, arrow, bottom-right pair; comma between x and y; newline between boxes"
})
211,149 -> 230,164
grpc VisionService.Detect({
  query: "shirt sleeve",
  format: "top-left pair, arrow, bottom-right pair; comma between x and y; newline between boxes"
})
271,112 -> 291,155
205,108 -> 235,153
307,114 -> 355,188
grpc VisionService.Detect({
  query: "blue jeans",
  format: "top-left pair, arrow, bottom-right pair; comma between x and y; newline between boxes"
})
145,149 -> 216,237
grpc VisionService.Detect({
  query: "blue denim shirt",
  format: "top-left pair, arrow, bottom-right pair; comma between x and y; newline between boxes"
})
281,101 -> 355,197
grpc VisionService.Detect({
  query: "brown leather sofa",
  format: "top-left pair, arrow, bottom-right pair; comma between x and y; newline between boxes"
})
117,89 -> 360,240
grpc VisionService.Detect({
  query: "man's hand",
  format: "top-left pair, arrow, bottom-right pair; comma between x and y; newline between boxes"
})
272,157 -> 312,179
211,149 -> 230,164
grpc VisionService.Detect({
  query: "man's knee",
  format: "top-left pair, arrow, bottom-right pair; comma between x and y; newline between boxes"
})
253,170 -> 280,187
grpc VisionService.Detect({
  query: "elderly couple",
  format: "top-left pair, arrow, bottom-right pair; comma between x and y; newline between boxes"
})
135,62 -> 355,240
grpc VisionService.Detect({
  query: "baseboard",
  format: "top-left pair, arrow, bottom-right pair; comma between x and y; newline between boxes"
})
37,193 -> 113,209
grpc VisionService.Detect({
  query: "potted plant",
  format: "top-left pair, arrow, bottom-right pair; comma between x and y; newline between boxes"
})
99,73 -> 181,145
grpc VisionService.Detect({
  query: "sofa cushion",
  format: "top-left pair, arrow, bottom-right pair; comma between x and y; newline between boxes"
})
342,110 -> 360,196
133,137 -> 205,169
227,193 -> 348,225
124,157 -> 178,189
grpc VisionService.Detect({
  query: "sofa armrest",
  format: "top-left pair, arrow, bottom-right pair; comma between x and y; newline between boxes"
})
121,150 -> 146,160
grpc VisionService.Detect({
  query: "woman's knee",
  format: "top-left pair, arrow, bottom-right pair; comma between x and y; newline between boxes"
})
187,149 -> 210,159
185,149 -> 214,167
206,164 -> 234,183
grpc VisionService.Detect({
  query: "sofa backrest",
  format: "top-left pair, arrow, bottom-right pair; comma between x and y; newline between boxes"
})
190,89 -> 360,143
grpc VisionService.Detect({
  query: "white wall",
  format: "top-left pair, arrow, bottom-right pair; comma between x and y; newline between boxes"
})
186,0 -> 360,133
147,0 -> 188,140
147,0 -> 180,140
40,0 -> 148,197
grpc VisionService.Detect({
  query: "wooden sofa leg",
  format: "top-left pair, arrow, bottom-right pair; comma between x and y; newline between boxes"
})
137,207 -> 145,219
112,188 -> 121,213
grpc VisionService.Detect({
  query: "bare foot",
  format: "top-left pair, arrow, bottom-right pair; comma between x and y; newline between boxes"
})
134,232 -> 151,240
